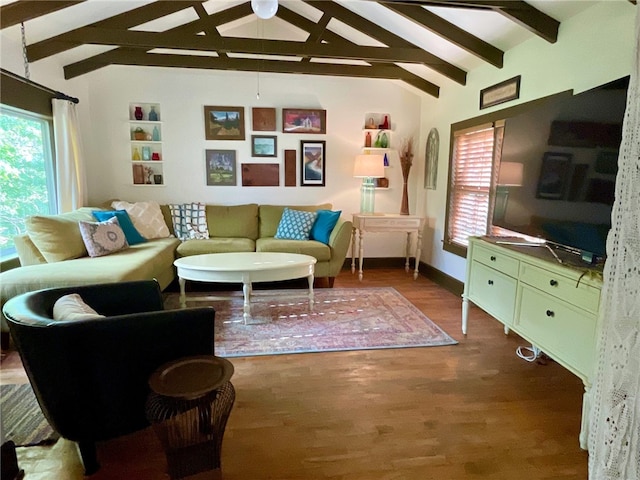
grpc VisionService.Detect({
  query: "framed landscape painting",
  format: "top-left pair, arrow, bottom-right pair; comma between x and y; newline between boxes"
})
251,135 -> 277,157
206,149 -> 236,186
204,106 -> 245,140
300,140 -> 325,187
283,108 -> 326,134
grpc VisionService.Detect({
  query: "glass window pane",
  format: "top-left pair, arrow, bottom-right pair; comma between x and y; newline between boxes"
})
0,106 -> 55,258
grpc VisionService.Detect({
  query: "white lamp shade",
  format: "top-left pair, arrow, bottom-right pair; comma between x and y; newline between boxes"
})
251,0 -> 278,19
498,162 -> 524,186
353,155 -> 385,178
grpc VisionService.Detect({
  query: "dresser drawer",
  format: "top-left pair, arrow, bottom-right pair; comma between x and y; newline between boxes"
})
468,261 -> 517,325
516,285 -> 597,379
519,262 -> 600,314
472,244 -> 520,278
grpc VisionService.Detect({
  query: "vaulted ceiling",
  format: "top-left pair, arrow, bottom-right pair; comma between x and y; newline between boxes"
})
0,0 -> 609,97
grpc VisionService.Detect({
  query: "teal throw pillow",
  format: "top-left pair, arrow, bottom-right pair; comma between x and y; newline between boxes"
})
274,208 -> 318,240
92,210 -> 146,245
310,210 -> 341,244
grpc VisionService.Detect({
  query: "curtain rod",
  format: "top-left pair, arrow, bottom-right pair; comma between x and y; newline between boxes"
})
1,68 -> 79,104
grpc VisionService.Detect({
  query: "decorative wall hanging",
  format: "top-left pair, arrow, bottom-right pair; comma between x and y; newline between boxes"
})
283,109 -> 326,134
251,135 -> 277,157
241,163 -> 280,186
300,140 -> 326,186
204,106 -> 245,140
252,107 -> 276,131
205,150 -> 237,186
424,128 -> 439,190
480,76 -> 521,110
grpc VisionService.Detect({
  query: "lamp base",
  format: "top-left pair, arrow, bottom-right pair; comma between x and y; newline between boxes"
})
360,178 -> 376,214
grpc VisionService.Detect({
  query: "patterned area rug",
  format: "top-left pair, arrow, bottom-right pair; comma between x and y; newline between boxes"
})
0,383 -> 59,447
164,287 -> 457,357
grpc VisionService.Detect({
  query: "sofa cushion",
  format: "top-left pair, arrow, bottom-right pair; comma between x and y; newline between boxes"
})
310,210 -> 342,245
111,201 -> 171,239
256,238 -> 331,262
275,208 -> 317,240
206,204 -> 259,240
14,234 -> 47,266
92,210 -> 147,245
53,293 -> 105,321
259,204 -> 331,238
25,207 -> 96,263
79,217 -> 129,258
176,238 -> 255,257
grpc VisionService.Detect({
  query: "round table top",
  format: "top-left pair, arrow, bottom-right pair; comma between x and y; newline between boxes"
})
174,252 -> 317,272
149,355 -> 234,399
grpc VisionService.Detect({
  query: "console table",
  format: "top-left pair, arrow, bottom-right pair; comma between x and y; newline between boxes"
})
462,236 -> 603,449
351,214 -> 426,280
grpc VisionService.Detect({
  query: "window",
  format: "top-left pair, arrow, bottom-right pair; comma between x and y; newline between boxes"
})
0,105 -> 56,258
444,121 -> 504,256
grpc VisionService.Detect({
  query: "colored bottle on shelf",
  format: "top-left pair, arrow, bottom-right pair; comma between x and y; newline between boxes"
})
380,132 -> 388,148
374,133 -> 382,148
384,153 -> 389,166
365,131 -> 372,147
152,126 -> 160,141
382,115 -> 389,129
134,106 -> 144,120
148,106 -> 158,121
151,152 -> 161,161
132,147 -> 141,160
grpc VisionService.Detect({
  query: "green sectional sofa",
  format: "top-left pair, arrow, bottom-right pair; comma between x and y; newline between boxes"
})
0,202 -> 353,337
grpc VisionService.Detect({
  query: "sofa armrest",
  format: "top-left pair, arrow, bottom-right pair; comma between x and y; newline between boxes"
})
326,218 -> 353,276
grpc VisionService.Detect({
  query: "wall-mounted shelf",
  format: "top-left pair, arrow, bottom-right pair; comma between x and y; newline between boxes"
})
129,102 -> 163,185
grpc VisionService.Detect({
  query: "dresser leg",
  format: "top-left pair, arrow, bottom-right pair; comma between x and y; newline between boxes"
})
462,296 -> 469,335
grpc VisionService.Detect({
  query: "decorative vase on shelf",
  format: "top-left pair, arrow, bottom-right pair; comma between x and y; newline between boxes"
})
134,106 -> 143,120
152,126 -> 160,141
380,132 -> 388,148
132,147 -> 141,160
148,106 -> 158,122
384,153 -> 389,167
365,131 -> 372,147
374,133 -> 382,148
382,115 -> 389,130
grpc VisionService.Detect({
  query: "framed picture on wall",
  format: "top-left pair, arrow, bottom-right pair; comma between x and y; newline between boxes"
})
203,106 -> 245,140
205,149 -> 237,186
535,152 -> 573,199
300,140 -> 325,186
283,108 -> 326,134
251,135 -> 277,157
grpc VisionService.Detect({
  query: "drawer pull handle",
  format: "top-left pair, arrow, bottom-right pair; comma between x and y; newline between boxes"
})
488,280 -> 494,285
546,310 -> 555,317
550,280 -> 558,287
490,256 -> 496,261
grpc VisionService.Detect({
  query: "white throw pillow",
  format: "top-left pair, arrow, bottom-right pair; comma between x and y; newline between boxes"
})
79,216 -> 129,257
53,294 -> 105,321
111,200 -> 171,239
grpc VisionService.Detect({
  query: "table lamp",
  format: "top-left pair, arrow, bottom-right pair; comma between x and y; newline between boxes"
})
495,162 -> 523,221
353,154 -> 385,214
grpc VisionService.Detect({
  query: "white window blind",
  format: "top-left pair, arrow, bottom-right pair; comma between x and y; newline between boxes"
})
447,122 -> 503,248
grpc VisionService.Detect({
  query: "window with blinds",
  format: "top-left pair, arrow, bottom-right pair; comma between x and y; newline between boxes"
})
445,121 -> 504,253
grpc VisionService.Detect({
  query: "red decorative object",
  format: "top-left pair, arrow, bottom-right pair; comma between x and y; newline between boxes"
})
134,106 -> 144,120
151,152 -> 160,161
382,115 -> 389,130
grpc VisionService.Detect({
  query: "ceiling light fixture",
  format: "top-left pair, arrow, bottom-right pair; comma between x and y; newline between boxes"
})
251,0 -> 278,20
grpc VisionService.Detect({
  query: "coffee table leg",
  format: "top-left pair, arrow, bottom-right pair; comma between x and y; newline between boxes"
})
307,274 -> 315,309
242,282 -> 252,323
178,277 -> 187,308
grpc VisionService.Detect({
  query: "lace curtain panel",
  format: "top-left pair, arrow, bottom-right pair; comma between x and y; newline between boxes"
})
588,7 -> 640,480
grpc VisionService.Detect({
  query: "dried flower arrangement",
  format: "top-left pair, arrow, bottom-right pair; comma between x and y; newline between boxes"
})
400,137 -> 415,215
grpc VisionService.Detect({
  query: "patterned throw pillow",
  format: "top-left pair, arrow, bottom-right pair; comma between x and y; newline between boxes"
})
92,210 -> 147,245
79,216 -> 129,257
111,200 -> 171,239
274,208 -> 318,240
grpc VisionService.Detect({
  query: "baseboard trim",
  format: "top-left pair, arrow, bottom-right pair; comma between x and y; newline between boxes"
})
341,258 -> 464,296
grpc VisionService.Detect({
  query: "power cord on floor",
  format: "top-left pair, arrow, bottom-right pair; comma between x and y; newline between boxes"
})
516,344 -> 542,362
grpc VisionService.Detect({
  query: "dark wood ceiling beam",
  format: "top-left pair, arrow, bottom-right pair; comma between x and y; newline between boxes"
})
0,1 -> 85,30
275,4 -> 439,96
304,0 -> 466,84
59,2 -> 253,78
61,28 -> 438,64
192,3 -> 227,59
66,50 -> 438,96
26,0 -> 208,61
300,12 -> 332,63
380,3 -> 503,67
372,0 -> 559,42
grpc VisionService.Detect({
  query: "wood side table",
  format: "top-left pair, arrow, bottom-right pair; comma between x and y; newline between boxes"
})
351,213 -> 426,280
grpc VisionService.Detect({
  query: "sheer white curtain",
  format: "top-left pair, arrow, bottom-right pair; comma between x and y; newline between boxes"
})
52,98 -> 87,212
588,7 -> 640,480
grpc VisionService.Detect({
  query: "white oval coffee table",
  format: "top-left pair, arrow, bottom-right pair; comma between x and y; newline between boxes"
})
174,252 -> 317,323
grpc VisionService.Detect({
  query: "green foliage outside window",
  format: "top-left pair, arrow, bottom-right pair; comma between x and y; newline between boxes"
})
0,109 -> 54,256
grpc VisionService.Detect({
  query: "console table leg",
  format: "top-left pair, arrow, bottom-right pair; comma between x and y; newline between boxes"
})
358,231 -> 365,281
405,233 -> 411,273
414,231 -> 423,280
178,277 -> 187,308
351,227 -> 357,274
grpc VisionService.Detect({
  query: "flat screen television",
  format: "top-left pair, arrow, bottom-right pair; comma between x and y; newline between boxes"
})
493,76 -> 629,262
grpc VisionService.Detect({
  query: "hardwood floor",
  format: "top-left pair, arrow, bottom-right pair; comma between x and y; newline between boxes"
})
0,268 -> 588,479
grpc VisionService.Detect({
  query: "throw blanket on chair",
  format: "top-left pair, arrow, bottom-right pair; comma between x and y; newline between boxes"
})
169,202 -> 209,241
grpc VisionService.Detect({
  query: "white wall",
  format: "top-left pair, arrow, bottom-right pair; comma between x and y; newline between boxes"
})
414,1 -> 636,282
